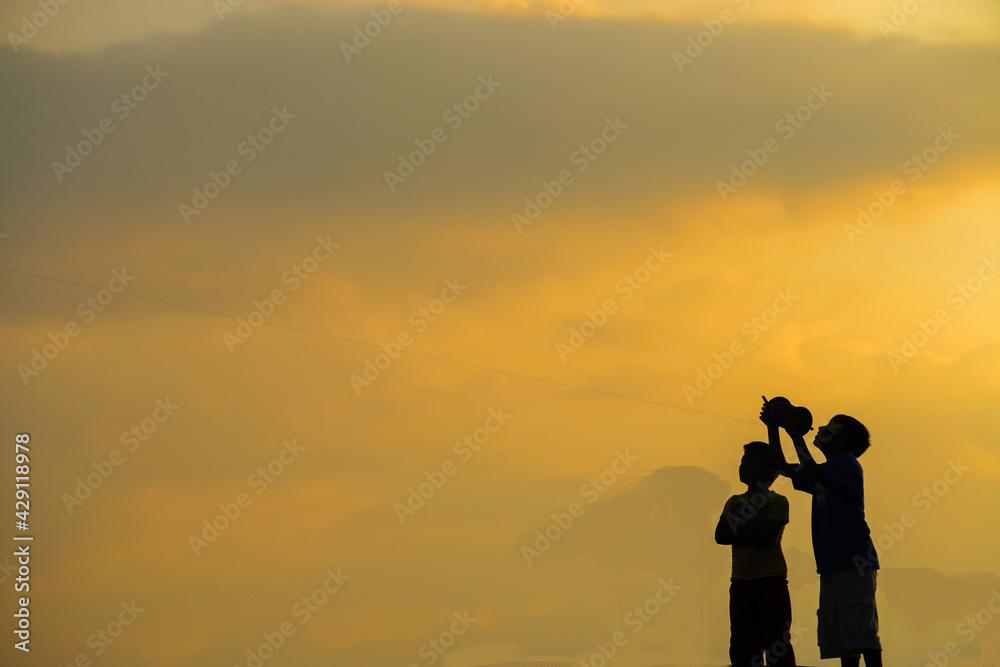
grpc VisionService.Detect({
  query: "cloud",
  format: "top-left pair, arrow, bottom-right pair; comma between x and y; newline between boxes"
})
1,5 -> 997,231
1,6 -> 999,666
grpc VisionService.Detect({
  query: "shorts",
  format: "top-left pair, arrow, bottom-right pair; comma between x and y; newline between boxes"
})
817,566 -> 882,659
729,576 -> 796,667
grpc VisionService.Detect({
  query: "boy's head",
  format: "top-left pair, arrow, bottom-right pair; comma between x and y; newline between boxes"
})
814,414 -> 870,457
739,441 -> 778,488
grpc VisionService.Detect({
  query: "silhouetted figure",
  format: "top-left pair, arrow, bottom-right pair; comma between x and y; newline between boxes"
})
715,441 -> 797,667
762,398 -> 884,667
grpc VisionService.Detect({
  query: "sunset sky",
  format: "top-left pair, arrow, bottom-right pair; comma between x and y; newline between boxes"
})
1,0 -> 999,665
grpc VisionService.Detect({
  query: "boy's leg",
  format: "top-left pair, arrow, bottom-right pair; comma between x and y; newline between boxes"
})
836,567 -> 882,658
860,568 -> 883,666
817,571 -> 845,660
730,579 -> 764,667
862,649 -> 883,666
757,577 -> 796,667
839,649 -> 881,667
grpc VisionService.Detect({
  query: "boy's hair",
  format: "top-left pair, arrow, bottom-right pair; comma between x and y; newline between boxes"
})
829,414 -> 871,457
743,441 -> 778,483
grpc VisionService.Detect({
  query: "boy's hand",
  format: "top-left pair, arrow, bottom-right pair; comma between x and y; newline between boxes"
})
763,397 -> 797,477
759,395 -> 784,426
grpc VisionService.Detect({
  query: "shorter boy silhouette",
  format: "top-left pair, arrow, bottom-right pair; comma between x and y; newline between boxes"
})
716,441 -> 797,667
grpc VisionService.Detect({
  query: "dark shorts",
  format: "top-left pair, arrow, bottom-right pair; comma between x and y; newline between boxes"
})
817,566 -> 882,658
730,576 -> 797,667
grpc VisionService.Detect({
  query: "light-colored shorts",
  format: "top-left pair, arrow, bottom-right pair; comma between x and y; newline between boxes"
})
817,566 -> 882,659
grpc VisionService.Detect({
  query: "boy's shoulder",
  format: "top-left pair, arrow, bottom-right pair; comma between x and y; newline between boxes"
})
829,450 -> 860,462
732,489 -> 787,505
823,450 -> 863,472
765,489 -> 789,507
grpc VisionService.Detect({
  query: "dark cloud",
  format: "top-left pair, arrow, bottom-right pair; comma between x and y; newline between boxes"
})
0,5 -> 997,227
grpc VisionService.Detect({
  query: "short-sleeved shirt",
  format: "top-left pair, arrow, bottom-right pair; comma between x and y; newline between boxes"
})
791,451 -> 878,574
721,490 -> 789,580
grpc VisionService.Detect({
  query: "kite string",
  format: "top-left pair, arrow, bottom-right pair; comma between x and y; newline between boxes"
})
0,265 -> 757,425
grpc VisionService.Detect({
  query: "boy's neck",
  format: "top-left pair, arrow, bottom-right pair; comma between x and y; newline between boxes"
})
743,480 -> 773,495
824,443 -> 850,459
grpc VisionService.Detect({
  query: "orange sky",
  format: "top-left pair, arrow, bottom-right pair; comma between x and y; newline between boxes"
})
1,1 -> 999,665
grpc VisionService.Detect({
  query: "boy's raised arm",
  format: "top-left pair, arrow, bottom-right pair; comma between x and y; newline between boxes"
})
766,423 -> 794,477
760,397 -> 794,477
789,432 -> 828,486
